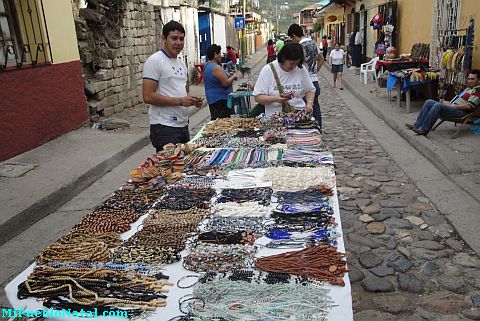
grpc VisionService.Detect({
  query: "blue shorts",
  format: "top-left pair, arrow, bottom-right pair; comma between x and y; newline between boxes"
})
332,64 -> 344,73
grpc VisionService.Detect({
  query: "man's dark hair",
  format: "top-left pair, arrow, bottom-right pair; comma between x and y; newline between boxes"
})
470,69 -> 480,80
162,20 -> 185,37
227,46 -> 232,50
277,42 -> 304,68
287,23 -> 304,38
206,44 -> 221,60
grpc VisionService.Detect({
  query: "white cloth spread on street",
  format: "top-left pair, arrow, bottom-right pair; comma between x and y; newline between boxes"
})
253,60 -> 315,116
330,49 -> 345,65
142,50 -> 189,127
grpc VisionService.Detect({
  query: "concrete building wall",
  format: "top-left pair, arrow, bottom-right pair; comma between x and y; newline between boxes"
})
179,6 -> 200,67
396,0 -> 433,56
42,0 -> 80,63
211,13 -> 227,51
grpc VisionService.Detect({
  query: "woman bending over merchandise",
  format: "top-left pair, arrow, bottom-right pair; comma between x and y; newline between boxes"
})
253,42 -> 316,117
204,44 -> 238,120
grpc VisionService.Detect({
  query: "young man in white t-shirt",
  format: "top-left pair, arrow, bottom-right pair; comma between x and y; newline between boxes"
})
142,20 -> 202,152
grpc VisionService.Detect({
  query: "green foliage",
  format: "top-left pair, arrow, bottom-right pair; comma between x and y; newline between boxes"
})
312,21 -> 322,33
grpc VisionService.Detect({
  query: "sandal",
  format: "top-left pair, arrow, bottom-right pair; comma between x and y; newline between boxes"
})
165,171 -> 183,184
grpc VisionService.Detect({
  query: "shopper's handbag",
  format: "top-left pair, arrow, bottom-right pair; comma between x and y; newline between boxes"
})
268,63 -> 296,113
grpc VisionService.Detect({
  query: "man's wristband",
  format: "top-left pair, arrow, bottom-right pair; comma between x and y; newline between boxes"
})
178,97 -> 183,106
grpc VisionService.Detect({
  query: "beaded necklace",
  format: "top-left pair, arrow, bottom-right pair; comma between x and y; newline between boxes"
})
190,278 -> 333,321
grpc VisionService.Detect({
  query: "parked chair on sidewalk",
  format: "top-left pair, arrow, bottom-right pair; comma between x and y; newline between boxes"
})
431,110 -> 480,139
360,57 -> 379,85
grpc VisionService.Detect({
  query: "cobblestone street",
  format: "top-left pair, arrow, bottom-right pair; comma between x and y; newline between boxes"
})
318,73 -> 480,320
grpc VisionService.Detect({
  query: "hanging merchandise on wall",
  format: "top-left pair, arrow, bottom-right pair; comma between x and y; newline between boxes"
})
383,23 -> 395,46
439,18 -> 474,89
370,12 -> 383,30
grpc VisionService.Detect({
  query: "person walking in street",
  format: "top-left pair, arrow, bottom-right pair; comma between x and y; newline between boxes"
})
329,43 -> 345,90
142,20 -> 202,152
327,36 -> 333,56
275,37 -> 285,54
253,43 -> 315,117
405,70 -> 480,136
288,23 -> 324,129
321,35 -> 328,60
267,39 -> 276,63
225,46 -> 238,73
204,44 -> 238,120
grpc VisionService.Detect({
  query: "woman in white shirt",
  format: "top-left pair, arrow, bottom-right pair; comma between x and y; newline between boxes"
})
329,43 -> 345,90
253,43 -> 315,117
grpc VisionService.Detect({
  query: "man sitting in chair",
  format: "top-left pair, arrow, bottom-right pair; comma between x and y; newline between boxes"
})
405,69 -> 480,136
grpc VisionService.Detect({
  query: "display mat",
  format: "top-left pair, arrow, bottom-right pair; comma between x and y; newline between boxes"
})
6,140 -> 353,321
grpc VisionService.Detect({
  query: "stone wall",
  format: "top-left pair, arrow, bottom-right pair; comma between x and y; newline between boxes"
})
76,0 -> 158,121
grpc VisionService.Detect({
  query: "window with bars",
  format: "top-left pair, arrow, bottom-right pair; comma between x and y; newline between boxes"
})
0,0 -> 21,68
0,0 -> 52,71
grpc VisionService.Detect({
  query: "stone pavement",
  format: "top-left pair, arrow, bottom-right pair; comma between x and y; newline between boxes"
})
0,48 -> 267,247
317,69 -> 480,320
333,66 -> 480,257
339,67 -> 480,202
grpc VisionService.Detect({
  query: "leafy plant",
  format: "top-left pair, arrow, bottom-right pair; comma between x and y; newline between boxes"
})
312,21 -> 322,33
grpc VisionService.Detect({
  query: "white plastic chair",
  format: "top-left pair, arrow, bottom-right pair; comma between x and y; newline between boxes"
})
360,57 -> 379,84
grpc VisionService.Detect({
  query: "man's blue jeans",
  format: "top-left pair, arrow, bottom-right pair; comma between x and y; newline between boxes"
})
312,81 -> 322,129
225,61 -> 236,73
414,99 -> 467,132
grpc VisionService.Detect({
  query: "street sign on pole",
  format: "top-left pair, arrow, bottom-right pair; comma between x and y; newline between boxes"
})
234,17 -> 245,30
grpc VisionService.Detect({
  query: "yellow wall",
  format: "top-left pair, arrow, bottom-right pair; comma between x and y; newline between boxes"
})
324,5 -> 345,43
460,0 -> 480,69
42,0 -> 80,63
396,0 -> 433,56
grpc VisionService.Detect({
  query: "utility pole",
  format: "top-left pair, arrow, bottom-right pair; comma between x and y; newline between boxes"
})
276,3 -> 278,35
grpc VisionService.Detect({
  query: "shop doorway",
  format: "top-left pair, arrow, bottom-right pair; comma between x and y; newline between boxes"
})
379,1 -> 398,47
198,12 -> 211,58
360,4 -> 367,62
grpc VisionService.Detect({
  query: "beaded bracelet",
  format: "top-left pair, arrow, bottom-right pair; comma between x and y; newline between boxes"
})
177,274 -> 200,289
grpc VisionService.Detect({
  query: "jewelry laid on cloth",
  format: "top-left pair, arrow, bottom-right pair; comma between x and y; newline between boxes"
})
263,166 -> 336,190
201,118 -> 261,137
18,265 -> 173,314
45,261 -> 167,277
35,230 -> 121,264
154,187 -> 216,210
216,187 -> 273,205
194,136 -> 271,149
72,207 -> 140,234
202,216 -> 266,234
189,277 -> 333,321
110,244 -> 181,264
255,245 -> 348,286
98,188 -> 166,213
126,210 -> 207,252
183,243 -> 257,272
211,201 -> 269,218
